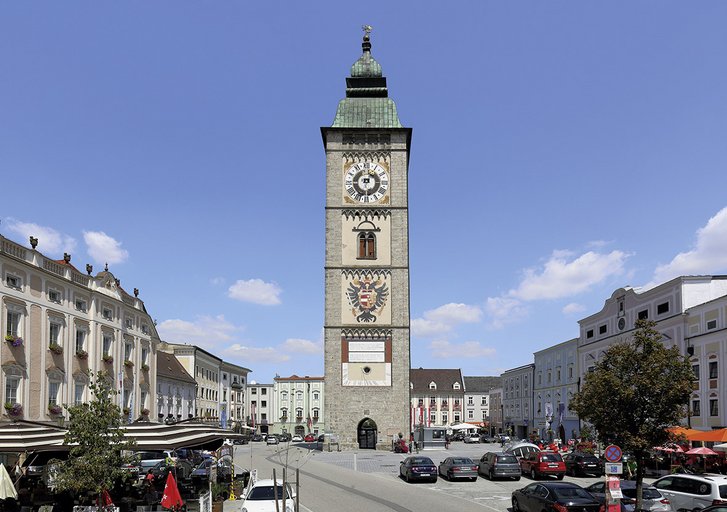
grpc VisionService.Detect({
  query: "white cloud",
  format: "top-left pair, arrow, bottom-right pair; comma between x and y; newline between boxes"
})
429,339 -> 496,359
411,303 -> 482,338
156,315 -> 241,345
485,296 -> 528,329
226,344 -> 291,363
562,302 -> 587,315
228,279 -> 282,305
509,249 -> 629,301
83,231 -> 129,265
5,218 -> 76,255
210,277 -> 225,286
649,207 -> 727,286
281,338 -> 322,354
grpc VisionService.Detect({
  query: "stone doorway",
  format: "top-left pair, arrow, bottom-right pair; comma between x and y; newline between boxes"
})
357,418 -> 377,449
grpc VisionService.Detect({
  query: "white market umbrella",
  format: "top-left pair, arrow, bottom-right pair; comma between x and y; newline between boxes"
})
0,464 -> 17,501
449,423 -> 477,430
713,443 -> 727,451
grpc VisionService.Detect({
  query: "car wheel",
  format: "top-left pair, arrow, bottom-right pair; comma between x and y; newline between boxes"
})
531,468 -> 537,480
512,497 -> 520,512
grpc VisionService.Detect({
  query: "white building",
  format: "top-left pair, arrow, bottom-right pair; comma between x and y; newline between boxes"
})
220,361 -> 250,430
1,233 -> 158,422
273,375 -> 324,436
462,376 -> 500,427
246,382 -> 274,435
156,351 -> 196,422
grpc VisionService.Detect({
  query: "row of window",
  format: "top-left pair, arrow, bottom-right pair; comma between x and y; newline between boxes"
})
5,273 -> 148,333
692,398 -> 719,417
5,308 -> 148,364
280,408 -> 320,419
280,391 -> 320,401
693,362 -> 719,380
585,301 -> 671,339
536,366 -> 574,385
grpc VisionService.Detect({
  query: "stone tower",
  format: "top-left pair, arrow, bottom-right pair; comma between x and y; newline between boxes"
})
321,28 -> 412,450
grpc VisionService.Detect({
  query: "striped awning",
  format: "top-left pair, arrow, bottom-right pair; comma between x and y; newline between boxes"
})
121,422 -> 245,451
0,421 -> 68,452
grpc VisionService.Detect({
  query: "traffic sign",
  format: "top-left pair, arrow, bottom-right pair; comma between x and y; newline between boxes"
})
605,462 -> 623,475
604,445 -> 622,462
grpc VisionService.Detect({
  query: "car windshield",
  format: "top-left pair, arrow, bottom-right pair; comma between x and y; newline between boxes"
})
622,488 -> 661,500
553,487 -> 593,500
247,485 -> 290,500
497,455 -> 518,463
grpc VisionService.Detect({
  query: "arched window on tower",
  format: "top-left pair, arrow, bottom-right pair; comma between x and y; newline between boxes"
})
358,232 -> 376,259
353,220 -> 380,260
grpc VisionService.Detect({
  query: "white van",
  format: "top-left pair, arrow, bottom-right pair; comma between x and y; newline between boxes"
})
653,473 -> 727,512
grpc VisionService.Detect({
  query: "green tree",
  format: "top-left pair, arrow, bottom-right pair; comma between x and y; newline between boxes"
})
571,319 -> 693,510
53,371 -> 136,503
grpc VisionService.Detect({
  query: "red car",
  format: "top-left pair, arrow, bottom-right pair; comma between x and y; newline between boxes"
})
304,433 -> 316,442
519,450 -> 565,480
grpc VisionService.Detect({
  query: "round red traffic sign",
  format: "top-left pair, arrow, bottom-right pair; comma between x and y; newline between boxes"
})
604,444 -> 622,462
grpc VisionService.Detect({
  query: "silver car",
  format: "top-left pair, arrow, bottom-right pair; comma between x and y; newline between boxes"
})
479,451 -> 521,481
587,480 -> 673,512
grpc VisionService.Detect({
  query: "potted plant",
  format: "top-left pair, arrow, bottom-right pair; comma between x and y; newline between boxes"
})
122,407 -> 130,417
141,363 -> 149,372
76,349 -> 88,360
48,403 -> 63,416
102,354 -> 113,364
140,408 -> 150,417
49,342 -> 64,355
123,359 -> 134,368
4,402 -> 23,418
4,335 -> 23,347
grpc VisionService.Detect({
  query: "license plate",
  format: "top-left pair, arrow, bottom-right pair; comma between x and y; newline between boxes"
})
420,474 -> 431,477
548,464 -> 559,467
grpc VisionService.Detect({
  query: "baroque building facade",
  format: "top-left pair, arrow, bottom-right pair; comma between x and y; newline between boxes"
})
409,369 -> 464,428
322,29 -> 412,449
1,233 -> 158,422
272,375 -> 324,437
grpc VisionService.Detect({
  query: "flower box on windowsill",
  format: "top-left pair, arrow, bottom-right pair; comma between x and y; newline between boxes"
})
102,355 -> 113,364
4,402 -> 23,418
48,404 -> 63,416
5,335 -> 23,347
123,360 -> 134,368
76,349 -> 88,360
49,343 -> 64,355
141,364 -> 149,372
140,408 -> 150,417
122,407 -> 130,417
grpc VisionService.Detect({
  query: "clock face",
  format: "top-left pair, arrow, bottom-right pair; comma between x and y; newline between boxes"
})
344,162 -> 389,203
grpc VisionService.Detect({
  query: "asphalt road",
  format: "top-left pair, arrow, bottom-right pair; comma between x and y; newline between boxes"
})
231,441 -> 624,512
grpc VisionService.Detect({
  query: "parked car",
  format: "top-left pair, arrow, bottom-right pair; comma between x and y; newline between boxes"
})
304,433 -> 316,442
317,434 -> 325,442
399,456 -> 438,483
240,478 -> 296,512
251,434 -> 264,442
519,450 -> 565,480
506,441 -> 541,460
512,481 -> 602,512
463,434 -> 481,444
479,451 -> 521,481
266,435 -> 279,445
291,434 -> 303,442
438,457 -> 478,481
563,452 -> 604,477
586,480 -> 673,512
653,473 -> 727,512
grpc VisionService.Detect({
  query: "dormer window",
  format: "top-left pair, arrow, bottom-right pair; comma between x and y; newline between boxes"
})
429,381 -> 437,390
453,382 -> 461,390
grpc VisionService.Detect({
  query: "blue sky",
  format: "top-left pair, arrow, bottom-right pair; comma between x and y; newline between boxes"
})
2,2 -> 727,383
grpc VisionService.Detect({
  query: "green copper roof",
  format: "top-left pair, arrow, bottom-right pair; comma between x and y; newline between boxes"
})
331,30 -> 403,129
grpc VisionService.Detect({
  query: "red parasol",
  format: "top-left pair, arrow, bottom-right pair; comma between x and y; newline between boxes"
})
686,446 -> 719,456
160,472 -> 184,511
655,445 -> 685,453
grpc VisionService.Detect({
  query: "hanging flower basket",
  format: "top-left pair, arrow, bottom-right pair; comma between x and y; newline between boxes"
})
49,342 -> 64,355
141,363 -> 150,372
48,404 -> 63,416
122,407 -> 130,417
102,355 -> 114,364
5,335 -> 23,347
4,402 -> 23,417
75,349 -> 88,360
140,408 -> 150,417
123,359 -> 134,368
